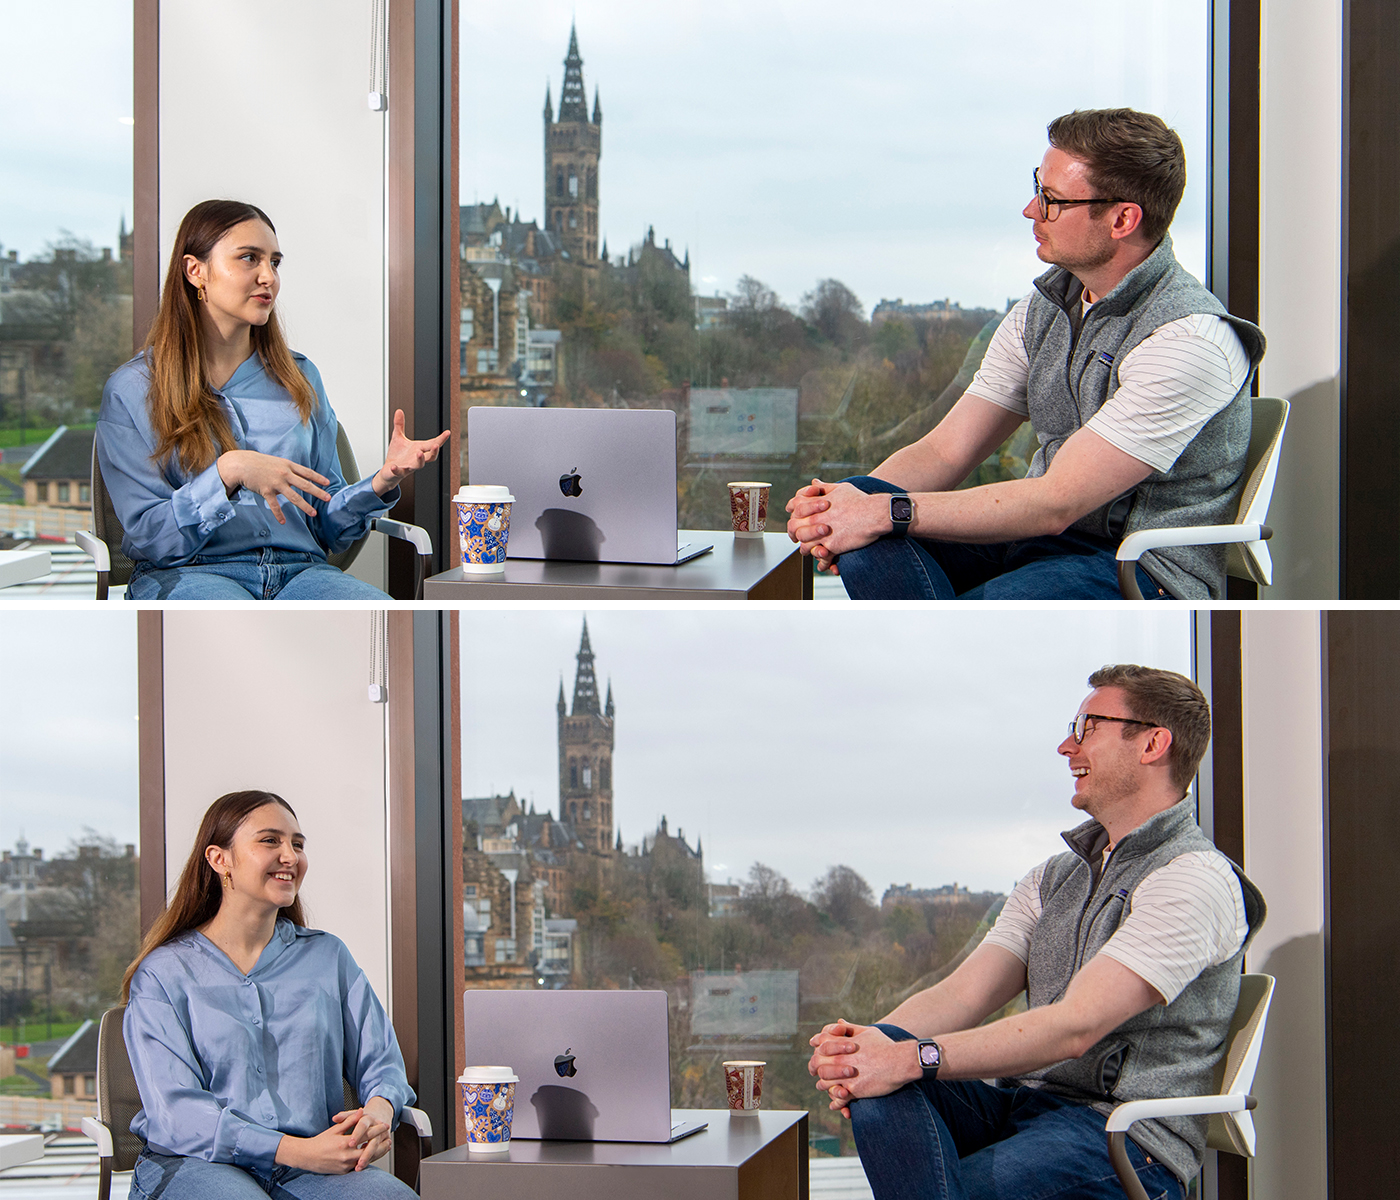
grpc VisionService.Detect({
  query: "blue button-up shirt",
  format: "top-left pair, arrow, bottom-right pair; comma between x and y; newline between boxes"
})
124,919 -> 415,1172
97,353 -> 399,568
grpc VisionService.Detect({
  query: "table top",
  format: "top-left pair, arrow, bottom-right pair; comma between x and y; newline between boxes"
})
0,1133 -> 45,1171
0,548 -> 52,589
425,531 -> 805,600
423,1108 -> 806,1168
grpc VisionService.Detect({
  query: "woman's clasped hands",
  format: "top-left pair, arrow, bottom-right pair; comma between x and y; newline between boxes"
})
275,1097 -> 394,1174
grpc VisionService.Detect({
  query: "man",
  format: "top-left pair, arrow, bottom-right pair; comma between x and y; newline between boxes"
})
808,665 -> 1265,1200
785,110 -> 1266,599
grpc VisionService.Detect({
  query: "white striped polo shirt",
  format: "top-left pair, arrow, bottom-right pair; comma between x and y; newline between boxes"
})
984,848 -> 1248,1005
968,295 -> 1253,475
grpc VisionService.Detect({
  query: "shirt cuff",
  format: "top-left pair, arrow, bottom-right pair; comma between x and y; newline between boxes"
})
341,476 -> 400,513
232,1120 -> 285,1172
170,461 -> 238,534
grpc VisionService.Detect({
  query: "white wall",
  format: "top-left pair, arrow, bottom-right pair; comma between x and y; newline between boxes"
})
1257,0 -> 1343,598
159,0 -> 390,589
1240,610 -> 1327,1200
160,611 -> 392,1006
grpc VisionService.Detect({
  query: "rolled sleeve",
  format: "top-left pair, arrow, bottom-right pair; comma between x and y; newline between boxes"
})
339,947 -> 415,1123
97,379 -> 238,565
125,984 -> 285,1171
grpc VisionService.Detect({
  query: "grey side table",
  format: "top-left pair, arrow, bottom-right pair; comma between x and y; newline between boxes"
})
423,532 -> 813,600
420,1108 -> 808,1200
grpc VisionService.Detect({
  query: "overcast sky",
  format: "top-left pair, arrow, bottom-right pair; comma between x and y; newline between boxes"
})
1,612 -> 140,858
459,609 -> 1192,898
3,1 -> 1207,315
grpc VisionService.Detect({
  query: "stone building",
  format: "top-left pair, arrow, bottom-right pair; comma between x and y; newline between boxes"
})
557,618 -> 615,854
543,24 -> 602,263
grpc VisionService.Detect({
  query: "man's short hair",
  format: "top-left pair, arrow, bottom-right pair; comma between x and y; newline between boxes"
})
1047,108 -> 1187,244
1087,664 -> 1210,795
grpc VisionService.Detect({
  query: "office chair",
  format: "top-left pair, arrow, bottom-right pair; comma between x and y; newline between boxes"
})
1106,972 -> 1276,1200
1116,396 -> 1290,599
75,423 -> 432,600
81,1004 -> 434,1198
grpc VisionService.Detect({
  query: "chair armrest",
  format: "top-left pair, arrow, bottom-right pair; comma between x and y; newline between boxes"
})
369,517 -> 432,557
1106,1092 -> 1255,1132
1116,523 -> 1272,563
75,528 -> 111,572
401,1105 -> 433,1138
81,1115 -> 114,1158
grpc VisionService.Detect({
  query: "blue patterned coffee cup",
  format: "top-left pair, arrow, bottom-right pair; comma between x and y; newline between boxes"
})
454,486 -> 515,574
459,1066 -> 518,1151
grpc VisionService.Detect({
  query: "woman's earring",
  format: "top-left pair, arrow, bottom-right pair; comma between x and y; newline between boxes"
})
223,870 -> 233,890
197,283 -> 207,303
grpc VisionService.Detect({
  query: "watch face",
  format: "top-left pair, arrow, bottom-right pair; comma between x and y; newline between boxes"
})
919,1042 -> 940,1068
892,497 -> 913,523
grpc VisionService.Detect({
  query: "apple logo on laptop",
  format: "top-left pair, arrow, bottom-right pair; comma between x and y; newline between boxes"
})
554,1048 -> 578,1078
559,468 -> 583,498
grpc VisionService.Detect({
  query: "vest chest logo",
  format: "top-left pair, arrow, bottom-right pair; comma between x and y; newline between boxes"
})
1097,351 -> 1115,367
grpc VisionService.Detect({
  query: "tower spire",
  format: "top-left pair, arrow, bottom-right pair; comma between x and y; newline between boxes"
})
557,23 -> 588,122
592,85 -> 602,125
571,618 -> 601,715
543,81 -> 554,122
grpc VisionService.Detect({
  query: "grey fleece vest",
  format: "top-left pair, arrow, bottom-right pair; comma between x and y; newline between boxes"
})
1022,235 -> 1266,599
1010,798 -> 1266,1185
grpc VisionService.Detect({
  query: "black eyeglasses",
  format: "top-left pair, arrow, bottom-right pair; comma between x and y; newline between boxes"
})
1068,712 -> 1158,744
1033,168 -> 1128,222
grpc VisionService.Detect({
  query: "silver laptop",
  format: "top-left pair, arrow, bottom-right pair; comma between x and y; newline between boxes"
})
467,407 -> 713,565
461,989 -> 707,1143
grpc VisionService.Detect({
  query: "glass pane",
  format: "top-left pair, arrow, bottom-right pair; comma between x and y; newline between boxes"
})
0,0 -> 133,587
456,610 -> 1192,1173
0,612 -> 139,1132
457,2 -> 1209,538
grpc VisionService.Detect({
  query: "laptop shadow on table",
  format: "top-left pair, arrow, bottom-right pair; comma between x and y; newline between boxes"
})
537,509 -> 606,561
530,1085 -> 601,1140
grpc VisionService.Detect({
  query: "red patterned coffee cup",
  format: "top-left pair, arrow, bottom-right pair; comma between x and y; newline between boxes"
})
723,1059 -> 765,1111
727,482 -> 772,538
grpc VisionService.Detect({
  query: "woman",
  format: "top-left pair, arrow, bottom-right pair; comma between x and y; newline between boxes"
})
97,200 -> 448,600
121,791 -> 416,1199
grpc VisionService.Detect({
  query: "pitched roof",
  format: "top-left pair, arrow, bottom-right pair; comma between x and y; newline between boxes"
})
47,1018 -> 98,1075
21,426 -> 94,481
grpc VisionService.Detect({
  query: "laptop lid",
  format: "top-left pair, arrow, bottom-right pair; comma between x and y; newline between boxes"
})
467,407 -> 709,565
462,989 -> 701,1143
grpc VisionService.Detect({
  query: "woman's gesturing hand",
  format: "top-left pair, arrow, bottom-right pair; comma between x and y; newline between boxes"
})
338,1097 -> 395,1171
372,409 -> 451,496
217,449 -> 331,524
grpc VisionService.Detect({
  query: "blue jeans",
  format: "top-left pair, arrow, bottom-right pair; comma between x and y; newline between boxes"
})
850,1025 -> 1185,1200
129,1149 -> 416,1200
127,550 -> 390,601
833,477 -> 1170,600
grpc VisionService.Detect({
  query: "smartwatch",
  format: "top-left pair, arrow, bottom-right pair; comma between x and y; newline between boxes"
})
917,1038 -> 942,1082
889,493 -> 914,537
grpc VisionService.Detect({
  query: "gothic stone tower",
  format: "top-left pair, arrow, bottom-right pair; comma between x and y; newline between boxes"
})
557,618 -> 614,853
543,24 -> 601,263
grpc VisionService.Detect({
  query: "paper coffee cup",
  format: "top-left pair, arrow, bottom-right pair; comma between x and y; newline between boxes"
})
723,1060 -> 765,1111
453,485 -> 515,574
728,482 -> 772,538
459,1066 -> 519,1151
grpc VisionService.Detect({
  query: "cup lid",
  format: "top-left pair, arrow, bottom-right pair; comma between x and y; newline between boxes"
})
459,1066 -> 518,1083
722,1060 -> 767,1067
726,481 -> 772,489
454,485 -> 515,503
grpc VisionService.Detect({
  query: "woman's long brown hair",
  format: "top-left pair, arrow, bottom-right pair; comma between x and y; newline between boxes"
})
121,790 -> 307,1000
144,200 -> 316,474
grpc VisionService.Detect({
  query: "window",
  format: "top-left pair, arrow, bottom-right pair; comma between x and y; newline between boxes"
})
582,764 -> 591,788
79,483 -> 91,503
0,612 -> 139,1115
457,7 -> 1208,538
456,610 -> 1193,1160
58,482 -> 70,502
1,1 -> 132,491
84,1074 -> 96,1096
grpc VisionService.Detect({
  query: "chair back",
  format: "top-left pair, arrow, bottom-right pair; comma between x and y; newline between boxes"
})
1205,972 -> 1276,1157
90,440 -> 137,588
327,421 -> 367,574
96,1005 -> 146,1174
1226,397 -> 1290,586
